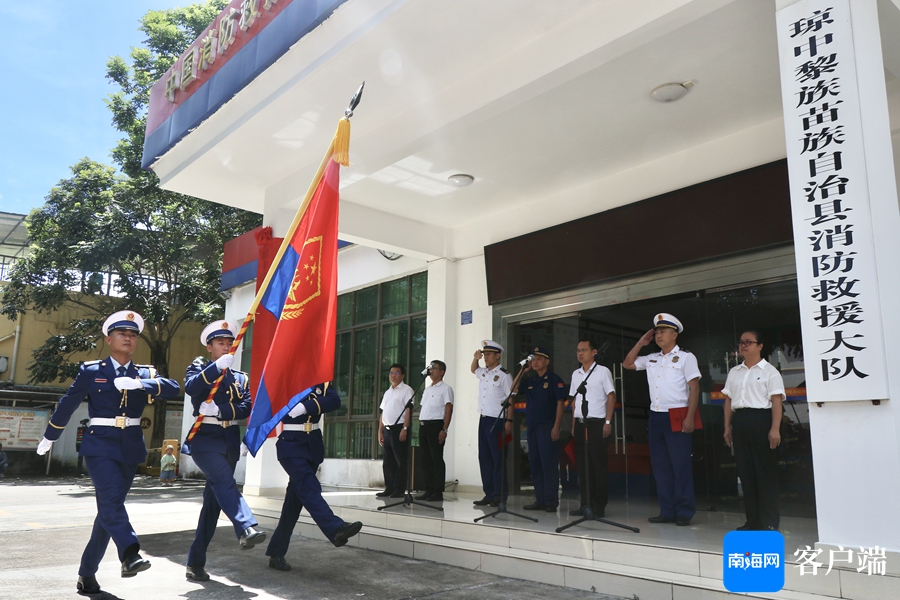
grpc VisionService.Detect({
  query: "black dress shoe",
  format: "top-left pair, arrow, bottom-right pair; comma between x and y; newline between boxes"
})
333,520 -> 363,547
77,575 -> 101,594
240,526 -> 266,549
545,505 -> 559,513
185,565 -> 210,581
736,522 -> 757,531
268,555 -> 291,571
426,493 -> 444,502
570,506 -> 587,517
648,515 -> 676,524
675,516 -> 692,527
473,497 -> 491,506
389,490 -> 405,498
121,553 -> 151,577
375,489 -> 392,497
489,500 -> 500,507
523,502 -> 547,510
415,492 -> 431,500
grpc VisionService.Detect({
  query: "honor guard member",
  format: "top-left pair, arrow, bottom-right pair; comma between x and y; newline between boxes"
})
416,360 -> 454,502
624,313 -> 701,526
36,310 -> 180,595
517,347 -> 568,512
470,340 -> 513,507
569,340 -> 616,518
265,384 -> 363,571
184,321 -> 263,582
722,330 -> 784,531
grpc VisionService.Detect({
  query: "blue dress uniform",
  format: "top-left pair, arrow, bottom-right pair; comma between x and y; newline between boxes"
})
39,312 -> 179,582
519,352 -> 567,509
184,356 -> 256,569
266,383 -> 360,560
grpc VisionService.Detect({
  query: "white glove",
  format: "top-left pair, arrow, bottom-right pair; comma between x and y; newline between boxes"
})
288,402 -> 308,418
199,401 -> 219,416
114,377 -> 143,391
214,354 -> 235,371
37,437 -> 54,455
240,443 -> 249,457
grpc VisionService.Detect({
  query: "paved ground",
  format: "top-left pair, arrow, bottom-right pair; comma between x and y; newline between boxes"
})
0,475 -> 626,600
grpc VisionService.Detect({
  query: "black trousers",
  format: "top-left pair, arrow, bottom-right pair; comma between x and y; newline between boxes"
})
418,420 -> 446,496
382,425 -> 407,493
733,408 -> 779,529
573,419 -> 609,513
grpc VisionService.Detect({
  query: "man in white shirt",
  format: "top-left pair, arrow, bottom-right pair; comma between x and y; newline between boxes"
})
377,364 -> 413,499
416,360 -> 454,502
569,339 -> 617,518
470,340 -> 513,507
722,329 -> 784,531
624,313 -> 701,527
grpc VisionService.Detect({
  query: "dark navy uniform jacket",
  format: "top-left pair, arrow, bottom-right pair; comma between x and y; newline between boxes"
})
43,358 -> 180,464
276,384 -> 340,465
519,370 -> 568,428
184,358 -> 252,461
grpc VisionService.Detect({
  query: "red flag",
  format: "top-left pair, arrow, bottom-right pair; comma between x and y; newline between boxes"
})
244,160 -> 340,454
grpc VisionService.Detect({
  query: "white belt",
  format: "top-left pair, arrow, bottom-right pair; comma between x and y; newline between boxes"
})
90,417 -> 141,429
283,422 -> 321,433
201,417 -> 239,427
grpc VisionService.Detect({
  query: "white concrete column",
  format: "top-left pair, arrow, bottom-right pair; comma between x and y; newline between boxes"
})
445,255 -> 495,493
424,258 -> 459,488
776,0 -> 900,551
242,439 -> 289,497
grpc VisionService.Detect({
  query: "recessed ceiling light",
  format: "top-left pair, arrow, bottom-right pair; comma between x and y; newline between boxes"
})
650,80 -> 695,103
447,173 -> 474,187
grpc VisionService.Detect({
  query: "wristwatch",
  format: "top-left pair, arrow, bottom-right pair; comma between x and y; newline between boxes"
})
604,419 -> 611,425
402,426 -> 408,431
442,428 -> 448,433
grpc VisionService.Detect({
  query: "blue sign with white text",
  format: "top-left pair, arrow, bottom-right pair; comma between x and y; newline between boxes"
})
723,531 -> 785,592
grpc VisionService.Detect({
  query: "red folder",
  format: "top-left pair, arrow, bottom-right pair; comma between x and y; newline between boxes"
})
668,406 -> 703,432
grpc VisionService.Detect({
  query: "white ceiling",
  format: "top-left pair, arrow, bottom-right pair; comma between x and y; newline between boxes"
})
152,0 -> 900,251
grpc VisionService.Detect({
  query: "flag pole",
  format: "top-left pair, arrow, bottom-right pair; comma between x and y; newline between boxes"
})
183,82 -> 363,452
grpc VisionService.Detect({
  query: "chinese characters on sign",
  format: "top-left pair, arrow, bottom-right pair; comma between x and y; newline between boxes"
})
776,1 -> 888,401
794,545 -> 887,576
163,0 -> 289,103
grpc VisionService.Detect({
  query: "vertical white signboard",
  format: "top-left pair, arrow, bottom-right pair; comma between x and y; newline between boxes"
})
776,0 -> 888,401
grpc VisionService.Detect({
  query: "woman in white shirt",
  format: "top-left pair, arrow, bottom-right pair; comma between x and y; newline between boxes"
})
722,329 -> 785,532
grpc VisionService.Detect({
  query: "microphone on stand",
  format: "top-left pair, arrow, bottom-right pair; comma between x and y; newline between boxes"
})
518,354 -> 535,367
421,362 -> 434,377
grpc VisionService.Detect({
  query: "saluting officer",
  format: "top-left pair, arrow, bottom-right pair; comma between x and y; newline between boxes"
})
517,346 -> 568,513
265,383 -> 363,572
624,313 -> 701,527
470,340 -> 513,507
36,310 -> 180,595
184,320 -> 264,582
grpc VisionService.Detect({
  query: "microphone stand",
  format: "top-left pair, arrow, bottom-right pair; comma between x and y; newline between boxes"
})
475,360 -> 537,524
556,358 -> 639,534
379,373 -> 442,513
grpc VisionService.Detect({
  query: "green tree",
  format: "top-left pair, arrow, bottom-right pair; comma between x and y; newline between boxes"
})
1,1 -> 259,445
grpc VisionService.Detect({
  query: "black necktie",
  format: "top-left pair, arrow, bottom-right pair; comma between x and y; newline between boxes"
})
117,366 -> 126,377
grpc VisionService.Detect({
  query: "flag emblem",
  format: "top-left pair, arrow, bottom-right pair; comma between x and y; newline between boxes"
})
283,236 -> 323,319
